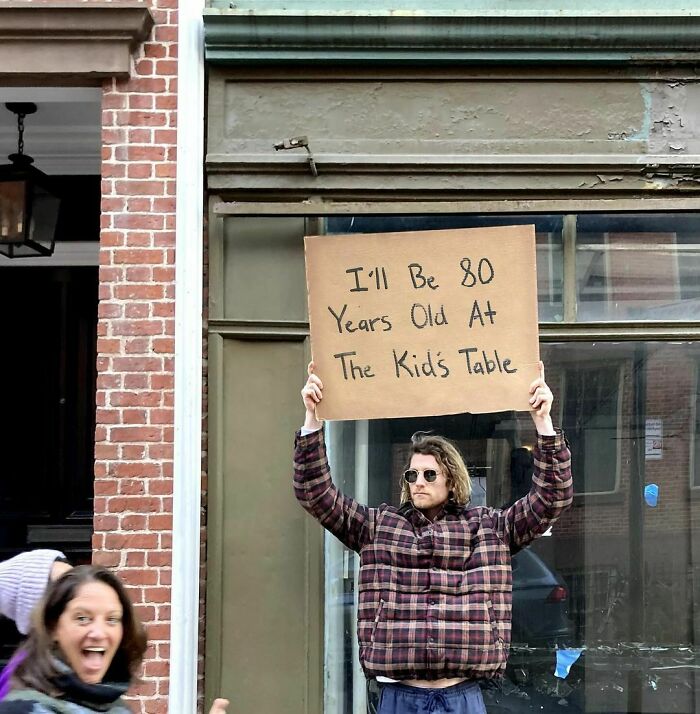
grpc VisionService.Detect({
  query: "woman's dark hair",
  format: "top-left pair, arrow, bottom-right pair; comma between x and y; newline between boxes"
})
12,565 -> 147,695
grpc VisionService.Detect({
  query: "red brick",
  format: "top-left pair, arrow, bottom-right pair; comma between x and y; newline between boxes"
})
93,551 -> 120,567
96,408 -> 121,424
121,514 -> 148,530
126,266 -> 153,281
94,480 -> 118,496
110,427 -> 163,443
148,514 -> 173,530
120,445 -> 147,459
112,320 -> 164,336
113,249 -> 165,265
111,392 -> 161,408
128,127 -> 154,143
98,302 -> 123,318
114,462 -> 161,478
103,162 -> 127,178
147,551 -> 171,567
148,480 -> 173,496
114,284 -> 165,300
104,533 -> 159,550
124,374 -> 150,389
129,95 -> 155,110
150,374 -> 173,389
125,305 -> 151,320
128,163 -> 154,179
152,338 -> 174,354
94,515 -> 119,531
117,110 -> 166,127
119,481 -> 148,496
144,587 -> 171,604
103,94 -> 127,110
144,43 -> 167,59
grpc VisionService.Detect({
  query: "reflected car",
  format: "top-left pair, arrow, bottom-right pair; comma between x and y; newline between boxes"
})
511,547 -> 573,647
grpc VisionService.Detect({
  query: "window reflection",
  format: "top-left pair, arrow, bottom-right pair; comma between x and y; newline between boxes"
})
327,212 -> 700,323
324,340 -> 700,714
576,214 -> 700,321
326,214 -> 564,324
561,360 -> 622,494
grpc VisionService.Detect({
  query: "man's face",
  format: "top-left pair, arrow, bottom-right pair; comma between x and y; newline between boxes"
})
408,453 -> 450,517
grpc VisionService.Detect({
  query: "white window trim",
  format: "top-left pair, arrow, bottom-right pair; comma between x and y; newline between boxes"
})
170,1 -> 205,712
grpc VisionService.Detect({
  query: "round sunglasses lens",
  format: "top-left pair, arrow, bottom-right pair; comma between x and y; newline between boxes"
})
424,470 -> 438,482
404,470 -> 418,483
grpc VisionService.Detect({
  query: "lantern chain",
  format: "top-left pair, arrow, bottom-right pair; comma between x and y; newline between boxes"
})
16,111 -> 25,157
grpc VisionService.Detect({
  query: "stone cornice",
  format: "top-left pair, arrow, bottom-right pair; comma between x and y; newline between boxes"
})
204,9 -> 700,66
0,1 -> 154,81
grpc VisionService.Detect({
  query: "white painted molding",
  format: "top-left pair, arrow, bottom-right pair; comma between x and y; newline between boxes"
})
170,0 -> 205,712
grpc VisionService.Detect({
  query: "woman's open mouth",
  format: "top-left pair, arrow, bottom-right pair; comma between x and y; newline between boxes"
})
82,647 -> 107,672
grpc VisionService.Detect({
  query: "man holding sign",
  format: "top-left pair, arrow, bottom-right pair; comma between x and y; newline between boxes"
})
293,361 -> 572,714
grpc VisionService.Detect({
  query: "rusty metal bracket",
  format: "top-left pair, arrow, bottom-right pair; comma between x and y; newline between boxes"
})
273,135 -> 318,177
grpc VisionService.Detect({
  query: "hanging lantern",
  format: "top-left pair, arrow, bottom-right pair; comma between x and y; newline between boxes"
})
0,103 -> 60,258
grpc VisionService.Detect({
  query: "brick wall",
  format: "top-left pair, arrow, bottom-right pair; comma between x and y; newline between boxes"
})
93,1 -> 179,711
555,346 -> 697,546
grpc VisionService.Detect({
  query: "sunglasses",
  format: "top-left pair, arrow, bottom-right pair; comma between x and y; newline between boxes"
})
403,468 -> 441,484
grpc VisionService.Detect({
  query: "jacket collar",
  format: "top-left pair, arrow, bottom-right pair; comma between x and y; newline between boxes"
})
398,498 -> 467,524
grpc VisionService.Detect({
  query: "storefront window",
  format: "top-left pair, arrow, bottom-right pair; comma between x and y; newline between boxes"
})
326,214 -> 564,323
561,361 -> 622,495
576,214 -> 700,322
320,212 -> 700,714
324,340 -> 700,714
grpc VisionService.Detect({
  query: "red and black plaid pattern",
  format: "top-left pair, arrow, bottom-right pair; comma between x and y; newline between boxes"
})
294,428 -> 573,681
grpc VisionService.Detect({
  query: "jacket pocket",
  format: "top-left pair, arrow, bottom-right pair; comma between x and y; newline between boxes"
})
370,599 -> 385,644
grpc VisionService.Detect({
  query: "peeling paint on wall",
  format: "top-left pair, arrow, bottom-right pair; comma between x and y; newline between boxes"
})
623,82 -> 653,143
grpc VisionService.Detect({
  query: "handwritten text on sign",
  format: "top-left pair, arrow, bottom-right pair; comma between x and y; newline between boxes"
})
304,225 -> 540,420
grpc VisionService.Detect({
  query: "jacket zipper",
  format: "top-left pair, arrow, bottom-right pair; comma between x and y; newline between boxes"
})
487,598 -> 502,644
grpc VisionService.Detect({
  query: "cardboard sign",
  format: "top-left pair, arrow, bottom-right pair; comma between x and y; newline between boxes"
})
305,225 -> 540,421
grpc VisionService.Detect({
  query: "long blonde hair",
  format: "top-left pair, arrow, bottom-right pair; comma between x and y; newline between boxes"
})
400,432 -> 472,506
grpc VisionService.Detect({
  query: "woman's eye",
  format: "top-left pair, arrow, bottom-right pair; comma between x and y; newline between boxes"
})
107,617 -> 122,625
75,615 -> 91,624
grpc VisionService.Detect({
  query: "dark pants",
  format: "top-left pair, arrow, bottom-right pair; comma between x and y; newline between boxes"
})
372,680 -> 486,714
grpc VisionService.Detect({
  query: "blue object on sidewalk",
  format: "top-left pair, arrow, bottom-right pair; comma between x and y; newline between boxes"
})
555,649 -> 583,679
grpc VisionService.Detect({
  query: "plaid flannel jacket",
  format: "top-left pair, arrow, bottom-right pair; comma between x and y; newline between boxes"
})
294,427 -> 573,682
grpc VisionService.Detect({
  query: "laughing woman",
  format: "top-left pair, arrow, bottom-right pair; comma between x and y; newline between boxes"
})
0,565 -> 228,714
0,565 -> 146,714
0,565 -> 230,714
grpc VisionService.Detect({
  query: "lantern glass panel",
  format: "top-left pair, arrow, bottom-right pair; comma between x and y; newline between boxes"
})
0,179 -> 27,244
28,184 -> 60,254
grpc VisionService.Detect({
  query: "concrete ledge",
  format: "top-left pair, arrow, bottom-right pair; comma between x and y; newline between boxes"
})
0,1 -> 154,81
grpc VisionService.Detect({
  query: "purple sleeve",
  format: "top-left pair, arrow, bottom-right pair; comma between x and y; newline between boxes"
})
0,650 -> 26,701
